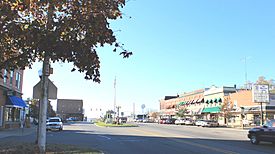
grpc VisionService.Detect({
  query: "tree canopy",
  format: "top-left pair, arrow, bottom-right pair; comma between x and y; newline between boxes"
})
175,108 -> 187,118
0,0 -> 132,82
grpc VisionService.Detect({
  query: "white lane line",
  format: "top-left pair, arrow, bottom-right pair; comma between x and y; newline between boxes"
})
98,135 -> 111,140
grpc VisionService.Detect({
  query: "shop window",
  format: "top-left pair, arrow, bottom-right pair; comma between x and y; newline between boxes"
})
15,72 -> 21,89
5,107 -> 20,122
10,70 -> 14,86
3,69 -> 8,84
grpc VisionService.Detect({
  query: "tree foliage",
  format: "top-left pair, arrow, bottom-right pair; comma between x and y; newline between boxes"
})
256,76 -> 275,93
175,108 -> 187,118
0,0 -> 132,82
220,96 -> 233,124
28,99 -> 56,119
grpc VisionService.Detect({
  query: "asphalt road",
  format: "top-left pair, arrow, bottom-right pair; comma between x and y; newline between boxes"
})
1,122 -> 275,154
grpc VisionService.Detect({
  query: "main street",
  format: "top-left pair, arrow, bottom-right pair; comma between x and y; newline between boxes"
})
1,122 -> 274,154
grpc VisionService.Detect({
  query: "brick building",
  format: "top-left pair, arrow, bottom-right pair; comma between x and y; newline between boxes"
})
0,69 -> 26,128
228,90 -> 275,127
56,99 -> 84,121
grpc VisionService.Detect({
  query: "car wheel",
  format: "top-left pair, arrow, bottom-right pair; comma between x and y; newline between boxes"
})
250,134 -> 259,145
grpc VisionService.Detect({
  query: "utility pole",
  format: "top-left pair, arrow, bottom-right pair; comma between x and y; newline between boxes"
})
38,55 -> 50,153
133,102 -> 135,119
116,106 -> 121,124
114,76 -> 116,114
242,56 -> 250,89
38,1 -> 53,153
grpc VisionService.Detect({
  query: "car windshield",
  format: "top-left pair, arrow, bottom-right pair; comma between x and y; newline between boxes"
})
49,119 -> 60,122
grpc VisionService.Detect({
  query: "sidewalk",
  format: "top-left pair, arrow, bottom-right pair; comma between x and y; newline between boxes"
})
0,126 -> 37,139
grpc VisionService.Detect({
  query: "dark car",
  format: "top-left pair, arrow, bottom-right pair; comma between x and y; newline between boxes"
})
165,118 -> 176,124
247,119 -> 275,145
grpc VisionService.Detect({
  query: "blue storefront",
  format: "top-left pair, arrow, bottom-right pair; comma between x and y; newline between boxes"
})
3,96 -> 27,128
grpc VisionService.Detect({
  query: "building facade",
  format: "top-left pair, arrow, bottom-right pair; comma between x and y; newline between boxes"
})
159,95 -> 180,118
0,69 -> 26,128
56,99 -> 84,121
178,89 -> 206,119
202,86 -> 237,125
228,90 -> 275,127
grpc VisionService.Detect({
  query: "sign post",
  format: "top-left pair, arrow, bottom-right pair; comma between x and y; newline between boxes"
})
252,84 -> 270,125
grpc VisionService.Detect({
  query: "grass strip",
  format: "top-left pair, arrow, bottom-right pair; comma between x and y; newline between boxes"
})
96,122 -> 138,127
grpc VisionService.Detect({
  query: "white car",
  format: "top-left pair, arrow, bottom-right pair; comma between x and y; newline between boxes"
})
199,120 -> 219,127
195,120 -> 206,126
184,119 -> 195,125
46,117 -> 63,131
175,118 -> 185,125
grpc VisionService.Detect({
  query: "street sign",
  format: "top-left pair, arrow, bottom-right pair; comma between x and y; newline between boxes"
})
141,104 -> 145,109
252,84 -> 269,103
33,79 -> 58,99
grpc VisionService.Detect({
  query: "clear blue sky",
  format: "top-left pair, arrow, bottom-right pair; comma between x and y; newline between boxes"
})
22,0 -> 275,117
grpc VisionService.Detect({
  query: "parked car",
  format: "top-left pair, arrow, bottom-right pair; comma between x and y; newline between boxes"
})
184,118 -> 195,125
248,119 -> 275,145
119,117 -> 127,123
195,120 -> 205,126
208,120 -> 219,127
175,118 -> 185,125
165,118 -> 176,124
135,118 -> 144,122
159,118 -> 167,124
46,117 -> 63,131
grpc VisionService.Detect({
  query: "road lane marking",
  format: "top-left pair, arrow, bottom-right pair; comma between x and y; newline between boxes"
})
171,138 -> 239,154
130,128 -> 239,154
98,135 -> 111,140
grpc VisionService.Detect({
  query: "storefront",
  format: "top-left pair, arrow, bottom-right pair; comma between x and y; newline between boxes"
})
4,96 -> 27,128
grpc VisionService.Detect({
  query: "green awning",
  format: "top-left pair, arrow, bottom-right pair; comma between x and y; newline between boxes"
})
209,99 -> 213,103
214,98 -> 218,103
205,100 -> 209,103
218,98 -> 222,102
178,102 -> 186,106
202,106 -> 221,113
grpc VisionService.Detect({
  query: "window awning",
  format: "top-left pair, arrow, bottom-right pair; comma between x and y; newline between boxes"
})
197,98 -> 204,103
194,108 -> 203,115
178,101 -> 186,106
6,96 -> 27,108
202,106 -> 221,113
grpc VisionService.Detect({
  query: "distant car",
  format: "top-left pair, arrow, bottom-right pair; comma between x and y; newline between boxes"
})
159,118 -> 167,124
165,118 -> 176,124
208,120 -> 219,127
248,119 -> 275,145
119,117 -> 127,123
46,117 -> 63,131
175,118 -> 185,125
135,118 -> 143,122
184,119 -> 195,125
199,120 -> 219,127
195,120 -> 205,126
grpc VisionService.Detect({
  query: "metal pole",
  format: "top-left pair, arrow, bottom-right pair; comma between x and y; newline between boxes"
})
260,102 -> 264,125
114,77 -> 116,119
38,0 -> 53,152
244,57 -> 248,89
38,55 -> 50,153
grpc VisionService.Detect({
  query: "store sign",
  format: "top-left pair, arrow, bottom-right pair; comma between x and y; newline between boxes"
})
252,84 -> 269,103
